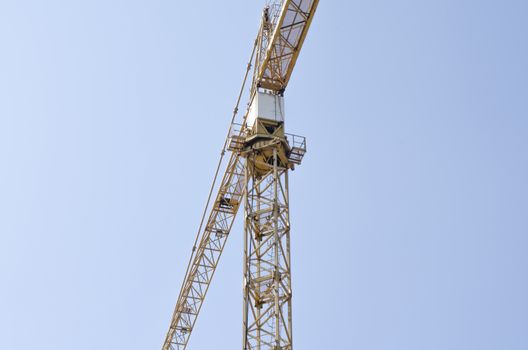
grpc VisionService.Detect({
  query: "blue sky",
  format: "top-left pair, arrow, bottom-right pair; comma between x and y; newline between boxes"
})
1,1 -> 527,349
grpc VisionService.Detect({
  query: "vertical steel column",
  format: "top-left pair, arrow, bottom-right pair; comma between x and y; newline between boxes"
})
243,145 -> 292,350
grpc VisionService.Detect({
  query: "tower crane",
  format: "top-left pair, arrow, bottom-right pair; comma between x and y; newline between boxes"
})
162,1 -> 319,349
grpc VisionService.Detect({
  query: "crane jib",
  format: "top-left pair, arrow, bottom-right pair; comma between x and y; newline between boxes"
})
257,0 -> 320,92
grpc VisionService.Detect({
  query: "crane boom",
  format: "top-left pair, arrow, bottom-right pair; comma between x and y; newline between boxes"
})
162,153 -> 245,350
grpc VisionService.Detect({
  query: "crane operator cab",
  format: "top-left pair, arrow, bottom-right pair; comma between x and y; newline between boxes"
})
236,90 -> 306,171
246,91 -> 285,141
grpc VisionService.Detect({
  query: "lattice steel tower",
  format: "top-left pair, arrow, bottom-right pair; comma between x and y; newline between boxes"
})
162,1 -> 319,349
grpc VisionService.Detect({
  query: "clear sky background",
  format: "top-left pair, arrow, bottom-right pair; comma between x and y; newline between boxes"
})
1,1 -> 527,349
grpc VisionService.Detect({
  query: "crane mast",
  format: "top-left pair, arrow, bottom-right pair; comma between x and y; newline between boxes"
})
162,1 -> 319,349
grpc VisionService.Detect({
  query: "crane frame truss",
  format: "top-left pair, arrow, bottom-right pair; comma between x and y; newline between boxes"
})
243,145 -> 293,350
